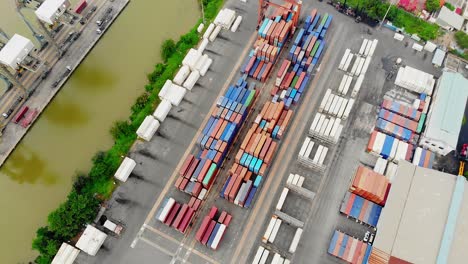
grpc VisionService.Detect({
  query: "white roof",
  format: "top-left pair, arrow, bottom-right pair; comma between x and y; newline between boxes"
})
436,6 -> 464,30
395,66 -> 435,95
424,41 -> 437,52
75,225 -> 107,256
51,243 -> 79,264
35,0 -> 70,24
0,34 -> 34,69
432,48 -> 446,67
114,157 -> 136,182
103,220 -> 117,232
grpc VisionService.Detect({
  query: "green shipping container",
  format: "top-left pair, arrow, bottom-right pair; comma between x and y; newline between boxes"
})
291,76 -> 299,88
310,40 -> 321,57
203,163 -> 218,186
321,14 -> 329,26
245,90 -> 255,107
417,113 -> 426,133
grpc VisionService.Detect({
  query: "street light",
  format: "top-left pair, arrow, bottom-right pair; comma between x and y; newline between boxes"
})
379,0 -> 396,29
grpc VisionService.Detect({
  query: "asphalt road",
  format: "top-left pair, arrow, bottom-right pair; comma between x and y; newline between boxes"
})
76,1 -> 442,263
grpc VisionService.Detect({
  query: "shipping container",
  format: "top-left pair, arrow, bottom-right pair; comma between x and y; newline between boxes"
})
339,49 -> 351,70
289,228 -> 303,253
351,74 -> 364,98
276,188 -> 289,210
262,216 -> 278,243
350,166 -> 390,206
359,39 -> 368,55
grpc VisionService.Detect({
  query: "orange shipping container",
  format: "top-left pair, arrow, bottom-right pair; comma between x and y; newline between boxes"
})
264,141 -> 277,164
259,137 -> 272,159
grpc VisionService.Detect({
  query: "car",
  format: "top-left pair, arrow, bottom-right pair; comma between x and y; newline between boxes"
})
363,231 -> 370,242
369,233 -> 375,245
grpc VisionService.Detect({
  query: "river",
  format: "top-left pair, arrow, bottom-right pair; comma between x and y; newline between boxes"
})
0,0 -> 199,262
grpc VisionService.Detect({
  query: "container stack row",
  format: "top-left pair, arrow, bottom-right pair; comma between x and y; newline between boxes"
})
308,113 -> 343,144
349,166 -> 390,206
366,130 -> 414,162
276,174 -> 305,211
175,77 -> 258,198
381,98 -> 421,121
195,206 -> 232,250
252,246 -> 290,264
241,4 -> 295,81
220,163 -> 261,207
340,192 -> 382,227
375,118 -> 413,142
298,137 -> 328,171
412,147 -> 435,169
328,230 -> 372,264
318,90 -> 354,120
156,197 -> 199,234
378,109 -> 418,132
262,215 -> 282,244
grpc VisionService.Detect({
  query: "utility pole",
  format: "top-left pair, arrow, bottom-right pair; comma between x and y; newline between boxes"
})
379,0 -> 395,29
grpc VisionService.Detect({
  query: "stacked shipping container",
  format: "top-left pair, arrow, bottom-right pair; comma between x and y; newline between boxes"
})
412,147 -> 435,169
350,166 -> 390,206
375,118 -> 413,142
378,109 -> 418,132
340,192 -> 382,227
366,130 -> 414,162
156,197 -> 201,234
195,206 -> 232,250
328,230 -> 372,264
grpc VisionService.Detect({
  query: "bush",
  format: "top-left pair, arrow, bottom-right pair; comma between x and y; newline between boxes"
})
425,0 -> 441,13
455,31 -> 468,49
444,2 -> 455,11
161,39 -> 176,62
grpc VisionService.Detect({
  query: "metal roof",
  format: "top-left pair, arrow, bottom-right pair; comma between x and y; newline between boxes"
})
424,72 -> 468,151
436,6 -> 464,30
51,243 -> 79,264
0,34 -> 34,69
432,48 -> 446,67
35,0 -> 69,25
373,161 -> 468,263
75,225 -> 107,256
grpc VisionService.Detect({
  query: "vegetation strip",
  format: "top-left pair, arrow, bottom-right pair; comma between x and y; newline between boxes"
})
31,0 -> 224,263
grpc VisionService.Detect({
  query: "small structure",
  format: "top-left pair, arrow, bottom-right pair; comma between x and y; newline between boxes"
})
35,0 -> 71,25
395,65 -> 436,95
75,225 -> 107,256
136,115 -> 160,141
424,41 -> 437,52
51,243 -> 79,264
436,6 -> 464,31
432,48 -> 446,67
0,34 -> 34,70
114,157 -> 136,182
420,72 -> 468,155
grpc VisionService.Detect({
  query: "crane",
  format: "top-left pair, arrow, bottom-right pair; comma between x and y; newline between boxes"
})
258,0 -> 302,30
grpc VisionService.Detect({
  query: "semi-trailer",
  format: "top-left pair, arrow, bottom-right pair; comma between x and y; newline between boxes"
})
338,49 -> 351,70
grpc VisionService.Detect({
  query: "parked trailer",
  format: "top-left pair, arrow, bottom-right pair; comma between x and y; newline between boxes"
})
319,89 -> 332,112
359,39 -> 368,55
276,188 -> 289,210
252,247 -> 265,264
361,56 -> 371,76
338,75 -> 347,94
342,99 -> 354,120
355,57 -> 365,76
231,16 -> 243,32
157,198 -> 175,222
343,53 -> 353,72
339,49 -> 350,70
351,74 -> 364,98
262,216 -> 277,243
289,228 -> 303,253
203,23 -> 215,39
268,218 -> 282,243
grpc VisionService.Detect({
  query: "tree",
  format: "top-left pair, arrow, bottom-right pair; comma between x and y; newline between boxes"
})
47,191 -> 99,239
161,39 -> 176,62
425,0 -> 441,13
32,226 -> 60,264
147,63 -> 166,83
455,31 -> 468,49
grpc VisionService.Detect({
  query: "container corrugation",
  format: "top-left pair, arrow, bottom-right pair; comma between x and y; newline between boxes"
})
340,192 -> 382,227
350,166 -> 390,206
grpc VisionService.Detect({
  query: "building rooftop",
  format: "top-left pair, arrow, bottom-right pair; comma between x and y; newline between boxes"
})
372,161 -> 468,263
424,72 -> 468,152
35,0 -> 69,25
436,6 -> 464,30
0,34 -> 34,70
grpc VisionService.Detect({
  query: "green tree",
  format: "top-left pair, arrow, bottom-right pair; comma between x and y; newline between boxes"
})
161,39 -> 176,62
444,2 -> 455,11
32,226 -> 60,261
425,0 -> 441,13
455,31 -> 468,49
147,63 -> 166,83
48,191 -> 99,239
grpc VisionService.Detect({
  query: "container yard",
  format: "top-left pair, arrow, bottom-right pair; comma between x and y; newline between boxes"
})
328,230 -> 372,264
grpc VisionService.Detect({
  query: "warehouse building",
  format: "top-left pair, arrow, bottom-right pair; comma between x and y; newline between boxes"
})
436,6 -> 465,31
35,0 -> 71,25
420,72 -> 468,155
0,34 -> 35,70
369,161 -> 468,263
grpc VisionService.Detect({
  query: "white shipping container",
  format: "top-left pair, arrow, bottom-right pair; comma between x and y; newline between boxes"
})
412,43 -> 423,52
364,40 -> 373,56
324,117 -> 335,136
305,139 -> 315,158
328,95 -> 338,114
268,219 -> 282,243
173,65 -> 191,86
299,137 -> 311,157
200,58 -> 213,77
195,54 -> 209,72
324,94 -> 335,113
339,49 -> 351,70
297,176 -> 305,187
271,253 -> 282,264
385,162 -> 398,183
197,23 -> 205,33
342,75 -> 353,96
114,157 -> 136,182
374,158 -> 388,175
350,56 -> 360,75
259,249 -> 270,264
330,118 -> 341,139
320,89 -> 332,112
198,188 -> 207,200
183,70 -> 201,91
231,16 -> 242,32
203,23 -> 215,39
276,188 -> 289,210
413,99 -> 420,109
359,39 -> 368,55
389,139 -> 398,160
319,146 -> 328,165
153,99 -> 172,122
338,75 -> 347,94
413,147 -> 422,165
284,260 -> 291,264
136,116 -> 160,141
287,173 -> 294,185
374,132 -> 386,155
280,90 -> 287,100
355,57 -> 365,76
182,49 -> 202,71
369,39 -> 378,57
163,83 -> 187,106
159,80 -> 173,99
289,228 -> 303,253
262,216 -> 277,243
209,25 -> 222,42
310,113 -> 321,132
252,247 -> 265,264
332,97 -> 343,117
395,141 -> 408,162
158,198 -> 175,222
352,74 -> 364,98
343,53 -> 354,72
199,38 -> 209,53
334,125 -> 343,142
292,174 -> 300,186
337,98 -> 348,118
394,33 -> 404,41
234,183 -> 246,205
319,119 -> 329,136
316,114 -> 326,133
342,98 -> 355,120
313,145 -> 323,164
361,56 -> 371,76
210,224 -> 227,250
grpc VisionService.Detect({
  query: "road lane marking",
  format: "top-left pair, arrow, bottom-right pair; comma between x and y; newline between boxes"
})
139,237 -> 176,257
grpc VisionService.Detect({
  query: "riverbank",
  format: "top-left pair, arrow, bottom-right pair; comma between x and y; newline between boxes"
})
0,0 -> 130,167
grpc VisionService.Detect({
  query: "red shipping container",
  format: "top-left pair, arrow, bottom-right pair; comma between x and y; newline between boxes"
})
367,130 -> 377,152
261,63 -> 273,82
13,106 -> 28,124
178,208 -> 195,233
218,211 -> 227,223
264,142 -> 277,164
164,203 -> 181,226
223,214 -> 232,227
175,176 -> 183,189
196,215 -> 211,242
202,220 -> 217,245
224,174 -> 238,199
180,155 -> 194,177
172,204 -> 189,229
186,159 -> 200,179
179,178 -> 189,190
193,198 -> 201,211
228,175 -> 243,202
74,0 -> 87,14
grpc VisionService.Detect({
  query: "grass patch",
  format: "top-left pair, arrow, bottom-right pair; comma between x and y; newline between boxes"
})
31,0 -> 224,263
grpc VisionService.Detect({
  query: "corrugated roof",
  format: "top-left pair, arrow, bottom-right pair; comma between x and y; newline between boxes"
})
424,72 -> 468,151
373,161 -> 468,263
436,6 -> 464,30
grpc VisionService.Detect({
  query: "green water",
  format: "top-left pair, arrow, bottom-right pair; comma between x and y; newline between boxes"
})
0,0 -> 199,262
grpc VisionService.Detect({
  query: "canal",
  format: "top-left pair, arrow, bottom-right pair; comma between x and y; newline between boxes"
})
0,0 -> 199,262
